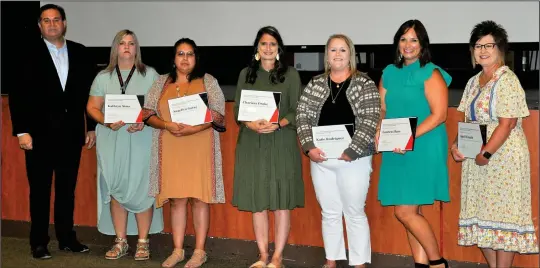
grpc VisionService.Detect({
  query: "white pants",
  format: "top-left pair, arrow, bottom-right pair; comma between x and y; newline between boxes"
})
310,156 -> 372,265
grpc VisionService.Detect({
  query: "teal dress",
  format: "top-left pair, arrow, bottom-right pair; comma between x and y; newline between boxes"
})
378,60 -> 452,206
90,67 -> 164,235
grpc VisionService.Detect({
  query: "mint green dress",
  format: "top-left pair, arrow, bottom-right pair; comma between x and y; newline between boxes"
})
90,67 -> 164,235
378,60 -> 452,206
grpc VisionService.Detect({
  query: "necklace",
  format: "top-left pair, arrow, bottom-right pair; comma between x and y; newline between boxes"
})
334,80 -> 345,88
176,85 -> 181,97
328,76 -> 347,104
174,82 -> 190,98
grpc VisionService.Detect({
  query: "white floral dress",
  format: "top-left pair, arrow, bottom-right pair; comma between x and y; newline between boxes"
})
456,66 -> 538,253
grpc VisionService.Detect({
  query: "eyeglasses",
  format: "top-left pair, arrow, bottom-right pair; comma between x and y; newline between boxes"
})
474,43 -> 497,51
178,51 -> 195,58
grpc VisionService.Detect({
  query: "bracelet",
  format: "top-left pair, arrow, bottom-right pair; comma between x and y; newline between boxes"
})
164,122 -> 169,131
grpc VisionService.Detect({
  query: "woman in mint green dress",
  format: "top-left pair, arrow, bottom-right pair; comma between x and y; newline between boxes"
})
377,20 -> 451,268
87,30 -> 163,261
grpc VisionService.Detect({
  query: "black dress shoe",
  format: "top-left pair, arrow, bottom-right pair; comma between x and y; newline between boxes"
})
32,246 -> 52,259
58,240 -> 89,253
429,257 -> 449,268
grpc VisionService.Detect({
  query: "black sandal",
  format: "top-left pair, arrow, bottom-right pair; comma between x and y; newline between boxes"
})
415,263 -> 429,268
429,258 -> 449,268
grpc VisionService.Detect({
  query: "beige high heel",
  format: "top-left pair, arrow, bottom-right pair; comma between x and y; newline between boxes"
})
266,257 -> 285,268
249,260 -> 267,268
249,252 -> 269,268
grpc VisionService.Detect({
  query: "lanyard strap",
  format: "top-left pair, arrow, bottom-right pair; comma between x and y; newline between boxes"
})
115,65 -> 136,94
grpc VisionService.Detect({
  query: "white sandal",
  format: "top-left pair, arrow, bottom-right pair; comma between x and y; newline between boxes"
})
134,238 -> 150,261
105,237 -> 128,260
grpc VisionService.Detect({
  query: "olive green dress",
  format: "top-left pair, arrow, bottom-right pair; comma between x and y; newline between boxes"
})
232,67 -> 304,212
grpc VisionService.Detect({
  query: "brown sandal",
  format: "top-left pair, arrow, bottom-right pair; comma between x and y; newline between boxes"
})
105,237 -> 128,260
162,248 -> 185,268
184,249 -> 207,268
134,238 -> 150,261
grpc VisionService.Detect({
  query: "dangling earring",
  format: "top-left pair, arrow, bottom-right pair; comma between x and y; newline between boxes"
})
276,54 -> 280,61
399,54 -> 403,61
254,53 -> 260,61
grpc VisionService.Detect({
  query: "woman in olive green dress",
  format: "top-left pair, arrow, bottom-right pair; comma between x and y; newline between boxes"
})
232,26 -> 304,268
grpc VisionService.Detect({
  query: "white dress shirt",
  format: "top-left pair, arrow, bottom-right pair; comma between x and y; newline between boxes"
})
43,38 -> 69,90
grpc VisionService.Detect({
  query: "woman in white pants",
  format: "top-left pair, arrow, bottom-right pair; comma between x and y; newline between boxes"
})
296,34 -> 381,268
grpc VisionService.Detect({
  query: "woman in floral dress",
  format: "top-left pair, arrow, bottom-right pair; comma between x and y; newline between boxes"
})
451,20 -> 539,268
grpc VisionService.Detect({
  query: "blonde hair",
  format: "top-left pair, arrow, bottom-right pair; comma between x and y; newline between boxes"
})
324,34 -> 357,75
104,29 -> 146,75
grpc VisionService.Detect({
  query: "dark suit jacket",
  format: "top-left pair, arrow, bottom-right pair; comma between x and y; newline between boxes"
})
9,37 -> 97,147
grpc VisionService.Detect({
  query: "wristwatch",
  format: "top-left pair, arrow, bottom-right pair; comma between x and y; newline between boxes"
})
481,150 -> 492,159
275,122 -> 282,131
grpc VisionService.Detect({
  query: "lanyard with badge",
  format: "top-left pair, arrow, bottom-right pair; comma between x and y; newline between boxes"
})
103,66 -> 144,124
115,65 -> 136,94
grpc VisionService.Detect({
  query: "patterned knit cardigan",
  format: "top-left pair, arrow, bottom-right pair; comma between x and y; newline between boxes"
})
142,73 -> 225,203
296,71 -> 381,160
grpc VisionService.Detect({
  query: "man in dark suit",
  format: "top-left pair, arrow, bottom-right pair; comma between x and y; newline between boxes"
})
8,4 -> 97,259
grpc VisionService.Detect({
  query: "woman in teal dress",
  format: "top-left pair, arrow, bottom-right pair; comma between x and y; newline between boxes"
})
232,26 -> 304,268
87,30 -> 163,261
377,20 -> 451,268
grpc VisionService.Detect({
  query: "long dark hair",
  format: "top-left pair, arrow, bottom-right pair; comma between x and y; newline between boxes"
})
393,19 -> 432,68
168,38 -> 205,83
245,26 -> 288,85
